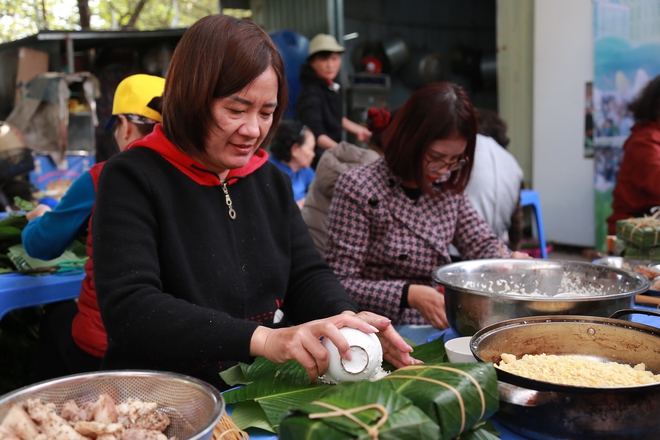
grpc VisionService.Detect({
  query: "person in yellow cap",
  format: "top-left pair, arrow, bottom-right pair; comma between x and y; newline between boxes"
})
104,73 -> 166,153
296,33 -> 371,168
22,74 -> 165,382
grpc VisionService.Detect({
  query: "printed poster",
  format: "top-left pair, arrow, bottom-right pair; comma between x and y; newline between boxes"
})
593,0 -> 660,251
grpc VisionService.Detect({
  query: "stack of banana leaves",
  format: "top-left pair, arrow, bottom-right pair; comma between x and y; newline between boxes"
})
220,337 -> 501,439
0,198 -> 87,274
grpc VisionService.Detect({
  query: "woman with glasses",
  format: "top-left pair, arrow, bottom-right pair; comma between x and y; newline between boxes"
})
268,120 -> 316,209
325,82 -> 530,330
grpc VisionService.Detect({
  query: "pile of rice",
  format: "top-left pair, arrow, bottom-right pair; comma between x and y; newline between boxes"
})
496,353 -> 660,387
463,274 -> 605,298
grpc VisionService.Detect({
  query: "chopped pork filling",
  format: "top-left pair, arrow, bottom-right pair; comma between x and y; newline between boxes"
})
0,394 -> 174,440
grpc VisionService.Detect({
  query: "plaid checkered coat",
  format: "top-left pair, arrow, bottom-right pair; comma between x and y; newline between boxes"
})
326,158 -> 510,325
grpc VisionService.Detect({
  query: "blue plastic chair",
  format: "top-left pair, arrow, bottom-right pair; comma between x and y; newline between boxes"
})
520,189 -> 548,259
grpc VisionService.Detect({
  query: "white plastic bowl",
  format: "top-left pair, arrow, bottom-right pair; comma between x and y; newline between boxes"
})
444,336 -> 477,363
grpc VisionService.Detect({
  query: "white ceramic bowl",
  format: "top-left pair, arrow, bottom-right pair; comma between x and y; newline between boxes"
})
322,327 -> 383,383
444,336 -> 477,363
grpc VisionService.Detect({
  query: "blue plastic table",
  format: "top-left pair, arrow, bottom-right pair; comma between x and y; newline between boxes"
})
0,272 -> 84,322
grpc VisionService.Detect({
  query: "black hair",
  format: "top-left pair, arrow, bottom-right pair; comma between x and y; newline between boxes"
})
163,15 -> 287,155
309,51 -> 337,62
268,120 -> 306,162
475,108 -> 510,148
628,74 -> 660,122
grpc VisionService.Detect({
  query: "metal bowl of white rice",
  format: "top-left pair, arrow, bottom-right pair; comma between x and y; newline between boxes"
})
432,259 -> 650,336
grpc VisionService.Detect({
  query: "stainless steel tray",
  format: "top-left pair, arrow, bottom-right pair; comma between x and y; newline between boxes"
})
593,256 -> 660,296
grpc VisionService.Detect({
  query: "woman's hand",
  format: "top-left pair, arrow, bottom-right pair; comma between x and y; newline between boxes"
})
342,117 -> 372,143
26,204 -> 52,221
249,314 -> 381,382
510,251 -> 533,259
354,126 -> 372,143
407,284 -> 449,330
350,311 -> 420,368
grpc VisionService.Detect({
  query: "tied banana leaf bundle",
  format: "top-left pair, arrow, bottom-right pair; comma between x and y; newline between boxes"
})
279,380 -> 440,440
379,363 -> 498,439
220,338 -> 501,439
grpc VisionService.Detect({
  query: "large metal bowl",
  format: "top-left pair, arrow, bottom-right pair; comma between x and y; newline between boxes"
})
470,312 -> 660,439
0,370 -> 224,440
432,259 -> 650,336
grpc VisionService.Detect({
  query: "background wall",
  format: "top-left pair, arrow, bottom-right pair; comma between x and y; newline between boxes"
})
342,0 -> 498,110
532,0 -> 595,247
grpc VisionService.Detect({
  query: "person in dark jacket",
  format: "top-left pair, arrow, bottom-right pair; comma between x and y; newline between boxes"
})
92,15 -> 416,390
296,34 -> 371,167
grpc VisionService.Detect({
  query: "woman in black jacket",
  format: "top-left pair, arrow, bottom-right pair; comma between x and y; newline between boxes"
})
92,15 -> 416,390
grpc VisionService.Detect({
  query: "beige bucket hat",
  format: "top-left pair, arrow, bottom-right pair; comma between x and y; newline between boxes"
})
308,34 -> 345,58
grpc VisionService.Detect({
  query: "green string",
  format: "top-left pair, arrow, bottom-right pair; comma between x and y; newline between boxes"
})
53,260 -> 86,276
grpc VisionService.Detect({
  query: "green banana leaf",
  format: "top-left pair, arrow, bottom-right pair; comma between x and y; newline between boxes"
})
0,219 -> 26,269
223,357 -> 311,386
379,363 -> 499,440
229,400 -> 276,433
220,337 -> 500,438
0,216 -> 25,256
222,358 -> 330,428
0,212 -> 88,273
460,420 -> 502,440
0,213 -> 28,229
279,380 -> 440,440
13,197 -> 36,212
221,336 -> 449,388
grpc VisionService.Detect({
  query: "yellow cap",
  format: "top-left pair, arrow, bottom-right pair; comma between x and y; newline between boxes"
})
110,74 -> 165,122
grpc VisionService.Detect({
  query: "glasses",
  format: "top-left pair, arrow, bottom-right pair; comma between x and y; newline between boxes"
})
424,154 -> 468,172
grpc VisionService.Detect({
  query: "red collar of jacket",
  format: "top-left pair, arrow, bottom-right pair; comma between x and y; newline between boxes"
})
127,124 -> 269,186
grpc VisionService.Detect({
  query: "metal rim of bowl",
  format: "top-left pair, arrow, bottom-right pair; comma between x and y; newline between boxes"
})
433,258 -> 651,301
0,370 -> 225,440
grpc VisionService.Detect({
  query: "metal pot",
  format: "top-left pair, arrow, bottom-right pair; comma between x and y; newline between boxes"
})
471,311 -> 660,439
400,50 -> 443,88
432,259 -> 650,336
380,36 -> 409,73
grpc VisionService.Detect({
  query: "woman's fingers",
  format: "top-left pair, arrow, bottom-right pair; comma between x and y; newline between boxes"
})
354,311 -> 421,368
297,339 -> 322,381
413,287 -> 449,330
255,314 -> 421,381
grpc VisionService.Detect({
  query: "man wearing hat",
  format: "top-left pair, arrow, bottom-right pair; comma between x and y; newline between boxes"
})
296,34 -> 371,167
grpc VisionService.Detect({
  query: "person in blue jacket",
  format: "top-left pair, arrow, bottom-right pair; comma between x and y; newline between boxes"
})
22,74 -> 165,381
268,120 -> 316,209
